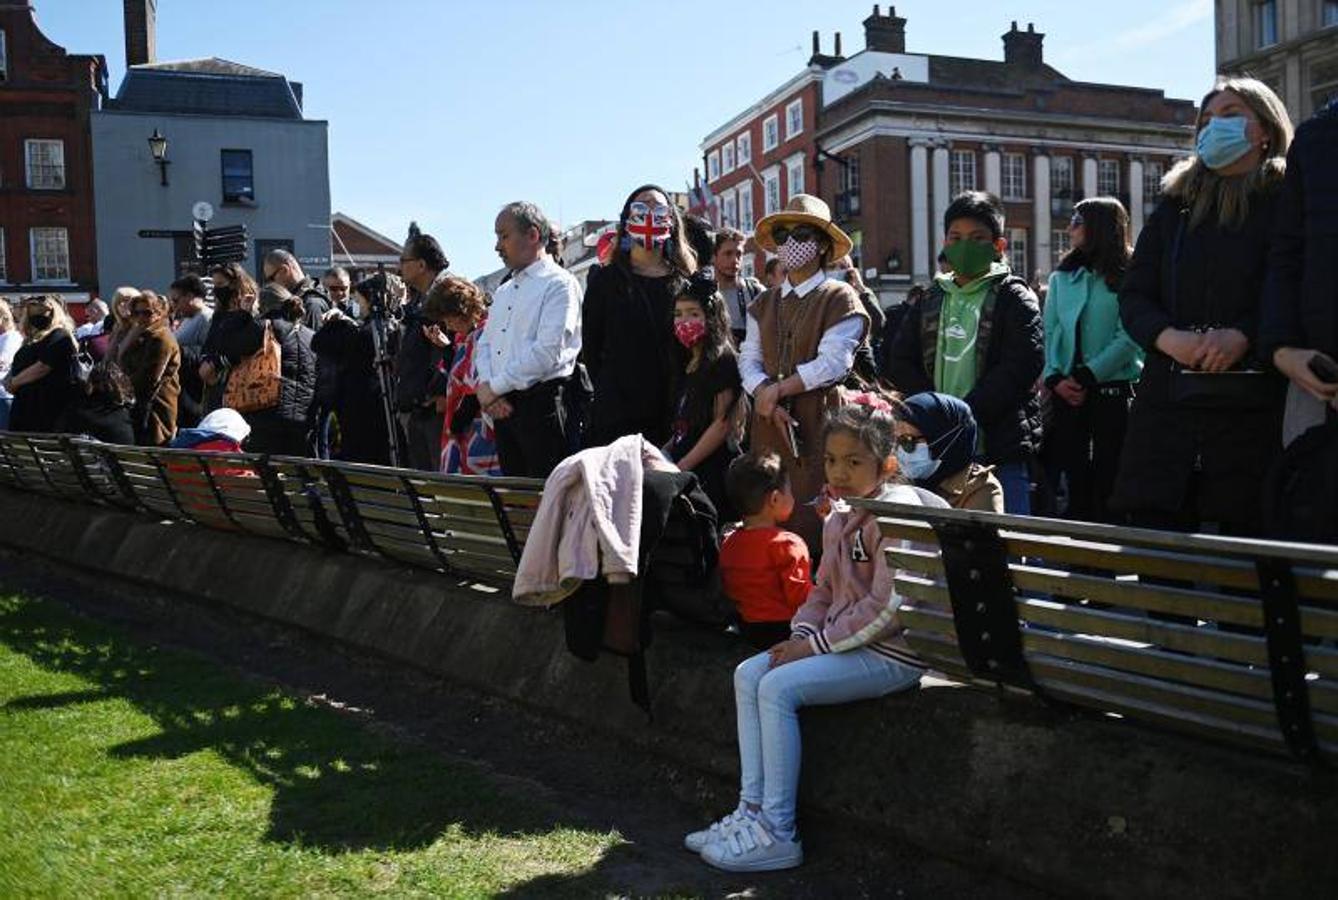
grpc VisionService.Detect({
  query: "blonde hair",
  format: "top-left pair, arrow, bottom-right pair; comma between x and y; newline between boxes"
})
1162,76 -> 1292,231
20,295 -> 71,343
0,301 -> 13,332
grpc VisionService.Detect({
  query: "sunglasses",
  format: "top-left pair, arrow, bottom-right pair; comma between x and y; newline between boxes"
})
895,434 -> 926,453
1069,214 -> 1085,228
771,224 -> 823,245
130,308 -> 154,318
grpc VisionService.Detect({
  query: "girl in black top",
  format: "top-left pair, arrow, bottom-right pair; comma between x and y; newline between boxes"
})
5,296 -> 76,433
582,184 -> 697,446
665,271 -> 742,520
59,361 -> 136,445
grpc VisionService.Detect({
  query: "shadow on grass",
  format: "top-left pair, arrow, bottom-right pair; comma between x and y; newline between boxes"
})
0,595 -> 605,859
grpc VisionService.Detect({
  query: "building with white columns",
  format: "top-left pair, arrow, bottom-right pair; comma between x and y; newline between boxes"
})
698,6 -> 1197,304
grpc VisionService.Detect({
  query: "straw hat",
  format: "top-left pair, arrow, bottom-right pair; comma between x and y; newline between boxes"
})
754,193 -> 853,259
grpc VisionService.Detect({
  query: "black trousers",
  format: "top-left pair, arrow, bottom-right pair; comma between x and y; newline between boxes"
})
397,407 -> 444,471
1044,386 -> 1130,524
494,379 -> 570,479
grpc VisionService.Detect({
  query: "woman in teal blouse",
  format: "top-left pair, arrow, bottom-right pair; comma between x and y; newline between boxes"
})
1042,197 -> 1144,522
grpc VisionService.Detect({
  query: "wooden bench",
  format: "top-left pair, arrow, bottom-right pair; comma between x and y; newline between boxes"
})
0,433 -> 542,589
860,498 -> 1338,763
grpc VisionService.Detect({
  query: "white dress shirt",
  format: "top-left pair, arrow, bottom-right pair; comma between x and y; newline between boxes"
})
738,269 -> 864,395
474,256 -> 582,396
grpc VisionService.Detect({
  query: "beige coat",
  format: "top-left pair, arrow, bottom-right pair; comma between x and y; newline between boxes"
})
936,463 -> 1005,513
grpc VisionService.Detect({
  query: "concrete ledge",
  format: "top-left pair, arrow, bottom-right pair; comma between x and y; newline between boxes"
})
6,486 -> 1336,898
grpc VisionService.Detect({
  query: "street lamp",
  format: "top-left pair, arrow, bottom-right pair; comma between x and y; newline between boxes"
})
147,128 -> 170,186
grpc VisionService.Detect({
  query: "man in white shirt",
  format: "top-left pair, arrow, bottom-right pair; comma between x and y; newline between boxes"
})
475,202 -> 583,478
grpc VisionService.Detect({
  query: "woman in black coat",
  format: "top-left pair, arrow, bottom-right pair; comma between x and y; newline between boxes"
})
1111,77 -> 1293,534
207,285 -> 317,458
582,184 -> 696,447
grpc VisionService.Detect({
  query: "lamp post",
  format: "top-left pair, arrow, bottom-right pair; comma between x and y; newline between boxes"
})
147,128 -> 170,186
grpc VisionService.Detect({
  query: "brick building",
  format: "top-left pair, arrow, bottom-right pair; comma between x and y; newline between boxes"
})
698,6 -> 1197,302
330,212 -> 401,279
1216,0 -> 1338,122
0,1 -> 108,311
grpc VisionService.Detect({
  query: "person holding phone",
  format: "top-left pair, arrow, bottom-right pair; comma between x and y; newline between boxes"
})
1262,97 -> 1338,444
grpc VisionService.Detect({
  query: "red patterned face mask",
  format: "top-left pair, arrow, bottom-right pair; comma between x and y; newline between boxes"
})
674,318 -> 707,349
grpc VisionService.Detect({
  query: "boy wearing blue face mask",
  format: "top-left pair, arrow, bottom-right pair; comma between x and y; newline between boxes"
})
894,392 -> 1004,512
887,192 -> 1044,515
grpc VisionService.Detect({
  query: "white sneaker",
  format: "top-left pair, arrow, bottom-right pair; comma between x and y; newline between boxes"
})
683,806 -> 752,853
700,818 -> 803,872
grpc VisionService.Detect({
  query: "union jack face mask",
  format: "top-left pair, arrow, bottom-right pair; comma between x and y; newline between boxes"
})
625,201 -> 673,251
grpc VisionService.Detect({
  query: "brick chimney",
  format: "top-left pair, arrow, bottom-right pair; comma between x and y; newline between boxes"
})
1003,21 -> 1044,70
808,30 -> 845,69
863,4 -> 907,54
123,0 -> 157,68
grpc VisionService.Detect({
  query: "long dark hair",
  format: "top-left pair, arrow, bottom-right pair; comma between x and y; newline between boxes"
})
674,269 -> 738,432
1057,197 -> 1133,291
609,184 -> 697,280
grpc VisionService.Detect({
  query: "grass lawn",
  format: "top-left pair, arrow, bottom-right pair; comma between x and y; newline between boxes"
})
0,591 -> 625,898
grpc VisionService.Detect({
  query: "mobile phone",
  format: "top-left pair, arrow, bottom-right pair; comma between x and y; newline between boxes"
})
1309,354 -> 1338,385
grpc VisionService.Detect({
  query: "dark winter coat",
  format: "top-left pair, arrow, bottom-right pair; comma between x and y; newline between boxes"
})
211,309 -> 317,456
311,315 -> 401,465
1110,183 -> 1286,526
886,275 -> 1044,464
119,322 -> 181,446
1260,100 -> 1338,362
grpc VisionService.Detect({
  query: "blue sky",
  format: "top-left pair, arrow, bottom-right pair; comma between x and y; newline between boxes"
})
34,0 -> 1215,278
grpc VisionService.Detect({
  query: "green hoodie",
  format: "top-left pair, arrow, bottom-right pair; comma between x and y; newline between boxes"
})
932,261 -> 1011,400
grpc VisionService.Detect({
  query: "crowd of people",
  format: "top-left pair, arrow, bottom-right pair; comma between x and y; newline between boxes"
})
3,75 -> 1338,873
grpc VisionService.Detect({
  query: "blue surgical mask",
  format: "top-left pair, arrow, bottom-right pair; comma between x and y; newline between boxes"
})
895,442 -> 941,483
1196,116 -> 1254,171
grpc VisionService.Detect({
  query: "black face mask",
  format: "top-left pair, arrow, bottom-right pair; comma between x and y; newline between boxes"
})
26,312 -> 53,330
213,286 -> 236,307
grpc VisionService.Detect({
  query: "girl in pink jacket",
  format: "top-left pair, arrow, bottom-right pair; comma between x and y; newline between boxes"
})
687,395 -> 929,872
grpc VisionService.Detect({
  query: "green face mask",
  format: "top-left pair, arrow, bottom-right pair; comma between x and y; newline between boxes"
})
942,239 -> 998,279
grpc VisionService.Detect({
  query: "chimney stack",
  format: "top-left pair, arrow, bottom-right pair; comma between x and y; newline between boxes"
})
1002,21 -> 1045,70
123,0 -> 157,68
863,4 -> 907,54
834,32 -> 842,56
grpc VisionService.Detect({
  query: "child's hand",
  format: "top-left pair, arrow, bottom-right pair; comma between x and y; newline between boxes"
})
768,638 -> 814,669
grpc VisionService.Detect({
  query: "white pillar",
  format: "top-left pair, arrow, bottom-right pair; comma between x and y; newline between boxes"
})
1082,156 -> 1098,200
932,144 -> 950,247
1032,151 -> 1051,281
1128,157 -> 1146,238
984,147 -> 1002,196
909,138 -> 931,280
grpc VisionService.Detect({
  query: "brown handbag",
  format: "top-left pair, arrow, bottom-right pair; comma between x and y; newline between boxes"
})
223,322 -> 282,413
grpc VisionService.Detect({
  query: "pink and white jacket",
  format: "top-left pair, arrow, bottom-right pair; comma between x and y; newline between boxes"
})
790,483 -> 927,668
512,435 -> 676,607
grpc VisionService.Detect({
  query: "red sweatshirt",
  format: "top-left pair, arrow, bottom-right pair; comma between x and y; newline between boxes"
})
719,526 -> 812,624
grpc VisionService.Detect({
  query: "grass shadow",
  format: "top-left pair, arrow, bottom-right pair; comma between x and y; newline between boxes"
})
0,594 -> 588,854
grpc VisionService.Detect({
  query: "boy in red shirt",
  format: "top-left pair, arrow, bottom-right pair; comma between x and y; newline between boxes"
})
719,452 -> 812,648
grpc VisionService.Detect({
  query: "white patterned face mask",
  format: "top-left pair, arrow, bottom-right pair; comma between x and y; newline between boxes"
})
777,237 -> 820,271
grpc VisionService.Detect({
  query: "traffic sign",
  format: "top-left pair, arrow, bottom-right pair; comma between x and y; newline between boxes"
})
192,201 -> 215,223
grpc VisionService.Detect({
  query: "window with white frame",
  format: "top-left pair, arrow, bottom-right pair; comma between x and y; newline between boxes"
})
950,150 -> 976,196
722,141 -> 735,174
30,227 -> 70,282
737,131 -> 752,166
1097,159 -> 1121,196
707,150 -> 720,183
722,190 -> 738,229
762,114 -> 779,152
763,168 -> 781,215
738,180 -> 755,231
1255,0 -> 1278,47
0,29 -> 8,83
1052,229 -> 1071,268
786,154 -> 805,198
741,255 -> 756,279
25,140 -> 66,190
1143,160 -> 1165,207
0,228 -> 7,282
1006,227 -> 1028,279
1326,0 -> 1338,27
1002,153 -> 1027,200
1050,156 -> 1074,196
785,99 -> 803,140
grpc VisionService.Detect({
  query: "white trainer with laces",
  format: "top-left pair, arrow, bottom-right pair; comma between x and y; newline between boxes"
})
683,806 -> 752,852
699,817 -> 803,872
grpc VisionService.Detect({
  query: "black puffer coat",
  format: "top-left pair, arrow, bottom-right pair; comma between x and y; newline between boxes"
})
1260,100 -> 1338,362
886,275 -> 1044,465
1111,184 -> 1286,528
211,309 -> 317,456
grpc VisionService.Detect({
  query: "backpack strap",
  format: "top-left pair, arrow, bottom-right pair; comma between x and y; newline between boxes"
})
918,283 -> 946,380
